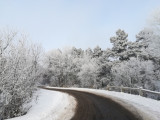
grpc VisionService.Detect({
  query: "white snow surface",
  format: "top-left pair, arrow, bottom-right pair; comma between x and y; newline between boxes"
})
6,89 -> 76,120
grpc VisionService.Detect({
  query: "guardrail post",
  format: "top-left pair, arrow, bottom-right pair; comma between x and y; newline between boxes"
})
106,85 -> 110,91
139,87 -> 143,96
129,87 -> 131,94
120,85 -> 123,92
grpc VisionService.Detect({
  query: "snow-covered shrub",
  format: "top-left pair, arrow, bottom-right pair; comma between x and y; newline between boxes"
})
112,58 -> 156,90
0,29 -> 42,119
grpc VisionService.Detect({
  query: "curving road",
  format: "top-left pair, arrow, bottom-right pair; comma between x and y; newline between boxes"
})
40,87 -> 143,120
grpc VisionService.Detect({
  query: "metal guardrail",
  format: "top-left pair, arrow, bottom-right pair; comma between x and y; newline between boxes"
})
106,85 -> 160,100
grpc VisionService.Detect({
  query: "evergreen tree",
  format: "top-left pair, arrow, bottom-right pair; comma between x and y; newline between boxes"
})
110,29 -> 129,61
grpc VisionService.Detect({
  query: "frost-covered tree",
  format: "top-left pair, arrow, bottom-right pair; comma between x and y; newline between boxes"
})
85,48 -> 93,58
110,29 -> 129,61
78,58 -> 98,88
148,8 -> 160,31
145,8 -> 160,62
71,47 -> 84,58
93,46 -> 103,58
127,29 -> 151,60
0,29 -> 43,119
43,48 -> 82,87
130,28 -> 160,62
44,49 -> 64,86
112,58 -> 157,90
94,51 -> 112,87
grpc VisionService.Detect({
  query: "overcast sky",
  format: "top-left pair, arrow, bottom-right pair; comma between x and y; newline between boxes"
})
0,0 -> 160,51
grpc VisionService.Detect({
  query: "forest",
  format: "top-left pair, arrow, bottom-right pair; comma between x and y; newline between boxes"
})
0,9 -> 160,120
43,28 -> 160,91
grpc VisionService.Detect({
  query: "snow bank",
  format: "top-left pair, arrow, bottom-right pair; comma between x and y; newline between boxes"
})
6,89 -> 76,120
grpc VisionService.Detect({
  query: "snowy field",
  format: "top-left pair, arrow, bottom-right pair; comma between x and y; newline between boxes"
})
7,87 -> 160,120
6,89 -> 76,120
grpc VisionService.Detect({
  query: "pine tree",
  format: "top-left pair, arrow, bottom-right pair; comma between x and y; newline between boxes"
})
110,29 -> 129,61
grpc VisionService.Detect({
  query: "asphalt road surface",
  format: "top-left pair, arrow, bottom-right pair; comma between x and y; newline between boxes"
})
41,87 -> 143,120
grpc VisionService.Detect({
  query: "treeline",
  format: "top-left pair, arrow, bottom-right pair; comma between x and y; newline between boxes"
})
43,28 -> 160,91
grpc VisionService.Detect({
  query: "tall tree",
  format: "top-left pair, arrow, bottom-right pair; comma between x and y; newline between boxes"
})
110,29 -> 129,61
93,46 -> 103,58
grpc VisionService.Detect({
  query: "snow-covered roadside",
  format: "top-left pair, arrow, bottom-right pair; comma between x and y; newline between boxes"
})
6,89 -> 76,120
46,86 -> 160,120
73,88 -> 160,120
80,89 -> 160,120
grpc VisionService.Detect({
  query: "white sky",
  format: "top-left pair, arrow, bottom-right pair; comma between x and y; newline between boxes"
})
0,0 -> 160,51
